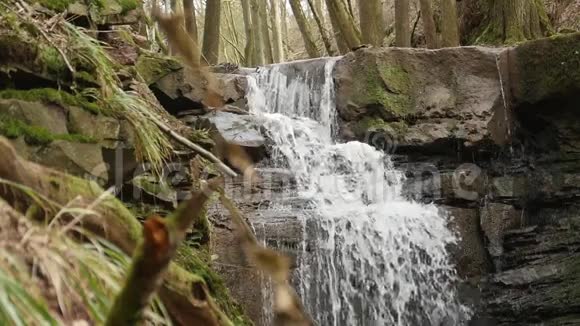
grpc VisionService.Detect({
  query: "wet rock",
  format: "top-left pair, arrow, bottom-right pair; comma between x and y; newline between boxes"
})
443,206 -> 491,278
480,203 -> 521,269
481,218 -> 580,325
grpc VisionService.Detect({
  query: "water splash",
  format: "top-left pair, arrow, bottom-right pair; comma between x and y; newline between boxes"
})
247,58 -> 469,325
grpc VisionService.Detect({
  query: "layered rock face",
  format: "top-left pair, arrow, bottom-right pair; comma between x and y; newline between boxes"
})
336,33 -> 580,324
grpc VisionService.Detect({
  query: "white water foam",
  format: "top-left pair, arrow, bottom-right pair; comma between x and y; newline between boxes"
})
247,58 -> 469,325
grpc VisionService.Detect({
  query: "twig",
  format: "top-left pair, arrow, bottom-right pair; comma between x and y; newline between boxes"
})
149,115 -> 238,177
15,0 -> 75,74
105,178 -> 223,326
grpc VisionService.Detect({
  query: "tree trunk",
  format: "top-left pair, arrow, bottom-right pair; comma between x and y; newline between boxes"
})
358,0 -> 384,46
202,0 -> 221,64
258,0 -> 274,63
476,0 -> 552,44
183,0 -> 198,43
418,0 -> 437,48
241,0 -> 255,66
281,0 -> 289,50
289,0 -> 320,58
308,0 -> 337,55
270,0 -> 284,62
440,0 -> 460,46
325,0 -> 361,49
314,0 -> 325,26
250,0 -> 265,65
327,4 -> 349,53
395,0 -> 410,47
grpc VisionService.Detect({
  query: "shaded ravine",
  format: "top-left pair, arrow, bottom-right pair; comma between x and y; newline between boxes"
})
246,58 -> 470,325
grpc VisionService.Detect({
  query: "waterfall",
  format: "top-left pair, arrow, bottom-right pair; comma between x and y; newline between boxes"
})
246,58 -> 469,325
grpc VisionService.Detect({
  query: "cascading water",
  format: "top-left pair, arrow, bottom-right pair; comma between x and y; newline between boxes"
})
246,58 -> 469,325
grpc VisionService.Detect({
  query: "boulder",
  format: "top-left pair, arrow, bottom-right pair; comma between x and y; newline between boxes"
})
34,140 -> 109,181
335,46 -> 509,149
337,33 -> 580,152
152,69 -> 248,114
0,99 -> 68,134
67,105 -> 121,148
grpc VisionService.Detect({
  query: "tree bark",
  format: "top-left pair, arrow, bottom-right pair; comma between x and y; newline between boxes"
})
325,0 -> 361,49
440,0 -> 460,47
183,0 -> 198,43
202,0 -> 221,64
314,0 -> 325,26
258,0 -> 274,63
395,0 -> 410,47
270,0 -> 285,62
358,0 -> 384,46
418,0 -> 437,48
476,0 -> 552,44
327,4 -> 349,53
308,0 -> 337,55
250,0 -> 265,65
289,0 -> 320,58
241,0 -> 255,66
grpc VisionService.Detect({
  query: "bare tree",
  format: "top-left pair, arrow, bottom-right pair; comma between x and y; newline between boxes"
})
440,0 -> 460,46
325,0 -> 361,49
202,0 -> 221,64
289,0 -> 320,58
270,0 -> 285,62
308,0 -> 337,55
358,0 -> 384,46
258,0 -> 274,63
418,0 -> 437,48
395,0 -> 410,47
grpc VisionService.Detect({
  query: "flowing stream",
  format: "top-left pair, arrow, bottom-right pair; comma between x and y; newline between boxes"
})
246,58 -> 468,325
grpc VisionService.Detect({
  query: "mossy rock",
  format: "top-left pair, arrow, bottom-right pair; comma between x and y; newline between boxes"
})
33,0 -> 139,16
0,89 -> 100,114
344,50 -> 415,120
353,116 -> 408,139
135,52 -> 182,85
511,32 -> 580,104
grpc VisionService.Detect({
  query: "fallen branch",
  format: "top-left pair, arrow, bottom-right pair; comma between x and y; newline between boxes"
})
149,115 -> 238,177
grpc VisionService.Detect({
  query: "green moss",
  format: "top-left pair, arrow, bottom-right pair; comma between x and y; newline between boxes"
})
117,0 -> 138,13
354,116 -> 408,139
174,245 -> 252,325
354,62 -> 413,118
0,88 -> 101,114
135,52 -> 181,85
515,33 -> 580,104
39,46 -> 68,77
74,70 -> 98,84
36,0 -> 76,11
0,117 -> 96,145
